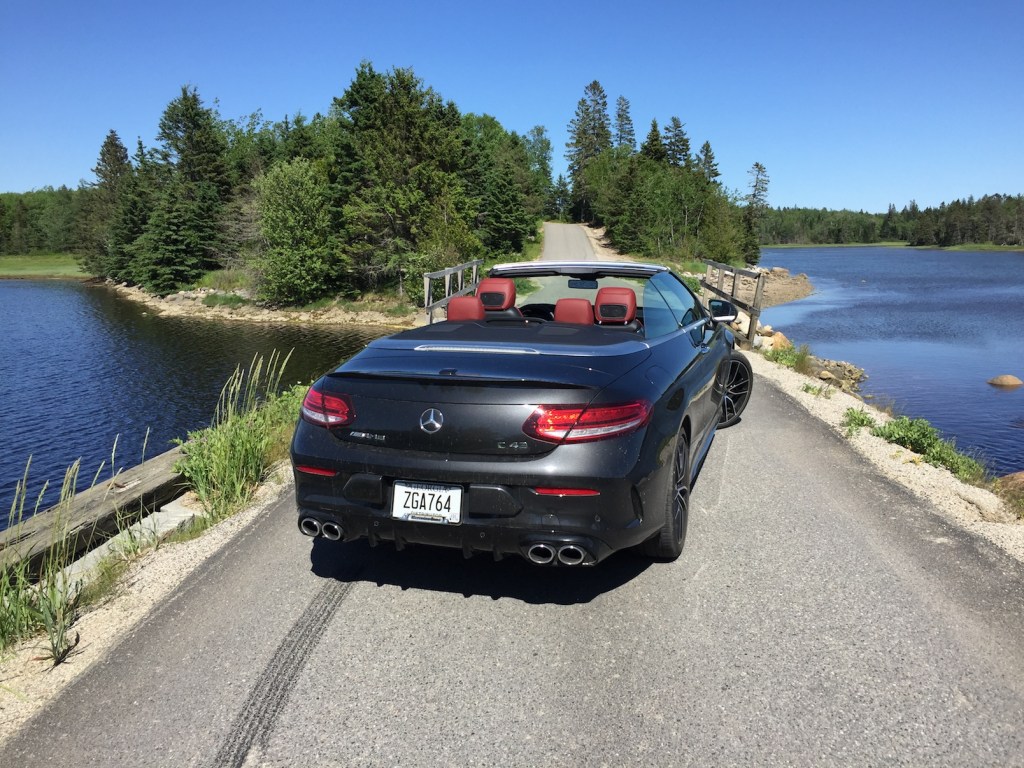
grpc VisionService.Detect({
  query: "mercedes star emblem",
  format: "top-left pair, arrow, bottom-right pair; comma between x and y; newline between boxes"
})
419,408 -> 444,434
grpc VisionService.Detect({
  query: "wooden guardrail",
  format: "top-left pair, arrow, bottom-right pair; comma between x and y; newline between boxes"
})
0,447 -> 186,576
699,259 -> 765,347
423,259 -> 484,324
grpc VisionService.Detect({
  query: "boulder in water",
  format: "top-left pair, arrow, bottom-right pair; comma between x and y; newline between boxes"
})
987,374 -> 1023,388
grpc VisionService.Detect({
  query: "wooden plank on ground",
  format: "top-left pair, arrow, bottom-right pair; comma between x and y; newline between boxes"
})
0,447 -> 186,575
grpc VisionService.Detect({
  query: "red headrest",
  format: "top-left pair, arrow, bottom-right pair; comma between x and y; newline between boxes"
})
446,296 -> 485,322
594,287 -> 637,324
554,298 -> 594,325
476,277 -> 516,311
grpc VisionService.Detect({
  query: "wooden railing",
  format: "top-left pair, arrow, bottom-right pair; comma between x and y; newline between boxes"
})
423,259 -> 484,323
699,260 -> 765,347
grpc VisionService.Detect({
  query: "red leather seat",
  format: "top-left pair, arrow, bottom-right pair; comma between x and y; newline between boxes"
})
595,287 -> 640,331
476,278 -> 522,318
554,298 -> 595,325
446,295 -> 486,321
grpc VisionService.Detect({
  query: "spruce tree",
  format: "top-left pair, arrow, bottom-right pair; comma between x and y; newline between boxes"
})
697,141 -> 720,183
663,117 -> 692,169
565,80 -> 612,222
741,162 -> 769,265
640,120 -> 667,162
614,95 -> 636,151
133,86 -> 230,290
78,130 -> 131,275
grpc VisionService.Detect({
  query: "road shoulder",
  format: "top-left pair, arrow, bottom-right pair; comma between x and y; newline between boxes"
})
747,352 -> 1024,562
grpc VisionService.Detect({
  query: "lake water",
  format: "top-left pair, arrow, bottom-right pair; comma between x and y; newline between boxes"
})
759,247 -> 1024,477
0,281 -> 388,526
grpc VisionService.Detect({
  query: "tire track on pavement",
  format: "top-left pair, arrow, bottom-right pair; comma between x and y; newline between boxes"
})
211,578 -> 356,768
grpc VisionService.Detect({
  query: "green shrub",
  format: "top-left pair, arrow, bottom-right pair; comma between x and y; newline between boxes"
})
682,275 -> 701,293
202,293 -> 248,308
765,343 -> 813,375
841,407 -> 876,436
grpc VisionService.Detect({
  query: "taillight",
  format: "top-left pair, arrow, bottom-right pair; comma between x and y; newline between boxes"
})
523,401 -> 650,443
301,383 -> 354,428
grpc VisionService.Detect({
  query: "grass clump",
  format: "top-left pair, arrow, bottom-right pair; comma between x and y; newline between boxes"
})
841,407 -> 877,437
1,461 -> 83,663
196,267 -> 253,293
765,343 -> 814,375
870,416 -> 986,483
175,351 -> 302,524
994,480 -> 1024,520
801,382 -> 833,399
202,293 -> 249,309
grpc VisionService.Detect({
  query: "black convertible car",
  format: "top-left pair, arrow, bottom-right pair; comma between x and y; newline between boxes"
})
291,261 -> 752,566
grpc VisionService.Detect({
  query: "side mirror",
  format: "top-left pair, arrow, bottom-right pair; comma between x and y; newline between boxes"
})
708,299 -> 738,324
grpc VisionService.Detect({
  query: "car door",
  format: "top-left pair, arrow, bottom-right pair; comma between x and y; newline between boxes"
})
644,272 -> 724,451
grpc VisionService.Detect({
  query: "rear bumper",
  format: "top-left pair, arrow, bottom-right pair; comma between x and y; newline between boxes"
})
291,424 -> 669,566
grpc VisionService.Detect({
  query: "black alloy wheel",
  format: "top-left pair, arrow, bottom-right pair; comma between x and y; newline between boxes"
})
643,428 -> 690,560
719,351 -> 753,428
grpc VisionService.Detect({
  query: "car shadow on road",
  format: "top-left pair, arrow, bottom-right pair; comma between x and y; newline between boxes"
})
309,538 -> 651,605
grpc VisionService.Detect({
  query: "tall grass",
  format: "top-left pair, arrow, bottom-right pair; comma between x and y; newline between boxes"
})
1,460 -> 83,663
764,343 -> 814,375
176,351 -> 301,522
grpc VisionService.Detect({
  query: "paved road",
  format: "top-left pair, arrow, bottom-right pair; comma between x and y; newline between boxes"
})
542,222 -> 596,261
4,376 -> 1024,766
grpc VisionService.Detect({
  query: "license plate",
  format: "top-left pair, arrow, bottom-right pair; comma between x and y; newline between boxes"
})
391,481 -> 463,524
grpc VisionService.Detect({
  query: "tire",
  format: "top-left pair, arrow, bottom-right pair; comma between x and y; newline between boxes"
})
643,429 -> 690,560
719,351 -> 753,428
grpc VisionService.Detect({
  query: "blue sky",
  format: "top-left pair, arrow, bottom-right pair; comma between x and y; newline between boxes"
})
2,0 -> 1021,212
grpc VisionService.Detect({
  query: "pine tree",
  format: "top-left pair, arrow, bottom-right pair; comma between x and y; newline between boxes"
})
741,162 -> 770,265
156,86 -> 231,198
523,125 -> 553,218
78,130 -> 131,275
663,117 -> 692,169
614,95 -> 636,151
132,86 -> 231,290
565,80 -> 612,222
697,141 -> 720,183
640,120 -> 667,162
551,175 -> 571,220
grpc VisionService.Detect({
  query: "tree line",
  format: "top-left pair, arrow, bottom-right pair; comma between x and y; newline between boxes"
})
759,195 -> 1024,247
4,70 -> 1020,296
0,64 -> 551,302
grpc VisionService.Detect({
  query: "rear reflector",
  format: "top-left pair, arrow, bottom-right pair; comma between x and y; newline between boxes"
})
301,384 -> 354,428
533,488 -> 600,497
295,465 -> 339,477
523,401 -> 650,443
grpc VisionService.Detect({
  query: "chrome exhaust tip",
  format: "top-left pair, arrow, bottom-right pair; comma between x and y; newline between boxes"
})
299,517 -> 322,537
321,522 -> 342,541
527,543 -> 556,565
557,545 -> 587,566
